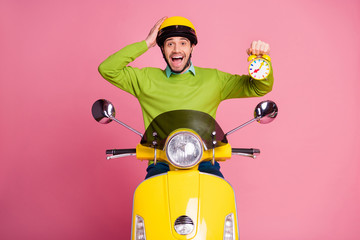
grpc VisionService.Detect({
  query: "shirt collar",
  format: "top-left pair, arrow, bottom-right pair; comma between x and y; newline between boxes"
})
165,62 -> 196,78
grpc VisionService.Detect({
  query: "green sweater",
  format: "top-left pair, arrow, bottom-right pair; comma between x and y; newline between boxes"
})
98,41 -> 274,129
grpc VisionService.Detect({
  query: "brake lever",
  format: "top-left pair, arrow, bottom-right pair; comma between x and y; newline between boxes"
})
231,152 -> 258,159
106,153 -> 136,160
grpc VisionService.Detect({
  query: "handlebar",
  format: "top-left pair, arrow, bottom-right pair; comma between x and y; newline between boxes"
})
232,148 -> 260,159
106,148 -> 136,160
105,148 -> 260,160
106,149 -> 136,155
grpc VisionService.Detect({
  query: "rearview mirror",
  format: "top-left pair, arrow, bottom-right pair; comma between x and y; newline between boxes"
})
224,100 -> 278,137
91,99 -> 143,137
91,99 -> 115,124
254,100 -> 278,124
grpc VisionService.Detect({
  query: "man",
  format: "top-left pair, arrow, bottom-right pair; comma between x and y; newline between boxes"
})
98,16 -> 273,179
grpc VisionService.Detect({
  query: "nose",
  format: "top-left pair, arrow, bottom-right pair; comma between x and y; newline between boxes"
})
173,43 -> 180,52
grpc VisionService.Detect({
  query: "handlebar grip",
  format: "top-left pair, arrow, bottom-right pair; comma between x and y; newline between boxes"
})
106,149 -> 136,155
232,148 -> 260,154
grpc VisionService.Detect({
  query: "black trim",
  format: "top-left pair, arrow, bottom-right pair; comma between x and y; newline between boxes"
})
232,148 -> 260,155
156,25 -> 197,46
106,149 -> 136,155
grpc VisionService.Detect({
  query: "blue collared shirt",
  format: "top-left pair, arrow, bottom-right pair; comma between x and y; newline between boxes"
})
165,62 -> 196,78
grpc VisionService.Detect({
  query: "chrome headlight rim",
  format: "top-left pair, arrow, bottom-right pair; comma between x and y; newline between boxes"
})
165,130 -> 204,169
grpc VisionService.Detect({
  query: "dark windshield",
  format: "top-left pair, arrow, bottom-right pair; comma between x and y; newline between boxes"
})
140,110 -> 227,149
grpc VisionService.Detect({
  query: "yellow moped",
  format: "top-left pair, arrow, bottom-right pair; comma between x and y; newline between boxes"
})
92,100 -> 278,240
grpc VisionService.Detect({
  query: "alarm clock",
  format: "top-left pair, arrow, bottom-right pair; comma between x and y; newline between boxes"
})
248,55 -> 271,80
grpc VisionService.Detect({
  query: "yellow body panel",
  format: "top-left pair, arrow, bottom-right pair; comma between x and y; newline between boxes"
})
131,170 -> 239,239
132,130 -> 238,239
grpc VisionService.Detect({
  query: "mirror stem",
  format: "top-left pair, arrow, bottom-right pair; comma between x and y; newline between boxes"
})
224,116 -> 261,138
110,117 -> 143,138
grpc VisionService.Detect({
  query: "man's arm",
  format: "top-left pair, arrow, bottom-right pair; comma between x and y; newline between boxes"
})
98,41 -> 148,83
220,40 -> 274,100
98,17 -> 167,95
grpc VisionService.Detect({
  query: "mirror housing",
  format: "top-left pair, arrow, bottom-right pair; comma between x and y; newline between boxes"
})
254,100 -> 278,124
92,99 -> 115,124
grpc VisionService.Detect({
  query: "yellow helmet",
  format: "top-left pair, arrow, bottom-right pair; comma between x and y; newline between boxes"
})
156,16 -> 198,46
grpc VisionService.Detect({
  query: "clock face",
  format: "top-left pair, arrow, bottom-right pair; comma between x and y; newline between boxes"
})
249,58 -> 271,80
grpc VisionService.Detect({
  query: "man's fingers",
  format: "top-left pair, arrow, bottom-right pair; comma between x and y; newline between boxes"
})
251,41 -> 257,53
251,40 -> 259,55
246,48 -> 252,55
249,40 -> 270,56
261,42 -> 270,55
157,16 -> 167,26
153,16 -> 167,32
260,43 -> 265,52
146,17 -> 167,48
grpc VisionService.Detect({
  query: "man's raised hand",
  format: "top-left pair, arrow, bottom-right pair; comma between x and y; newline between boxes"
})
145,17 -> 168,48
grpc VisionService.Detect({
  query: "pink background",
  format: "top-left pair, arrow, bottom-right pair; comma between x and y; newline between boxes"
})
1,0 -> 360,239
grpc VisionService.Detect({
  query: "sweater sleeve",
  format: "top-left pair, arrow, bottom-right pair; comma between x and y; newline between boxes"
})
219,64 -> 274,100
98,41 -> 149,97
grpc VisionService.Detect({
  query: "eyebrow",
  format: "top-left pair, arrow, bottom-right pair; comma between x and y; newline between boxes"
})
164,37 -> 190,43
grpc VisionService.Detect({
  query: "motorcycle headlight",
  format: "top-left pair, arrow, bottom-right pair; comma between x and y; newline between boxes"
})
165,131 -> 203,169
174,215 -> 194,235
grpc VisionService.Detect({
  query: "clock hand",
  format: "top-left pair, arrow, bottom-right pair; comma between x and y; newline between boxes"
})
258,62 -> 264,70
252,62 -> 264,74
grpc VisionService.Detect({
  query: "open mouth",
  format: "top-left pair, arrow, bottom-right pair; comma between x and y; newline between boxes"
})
171,56 -> 184,66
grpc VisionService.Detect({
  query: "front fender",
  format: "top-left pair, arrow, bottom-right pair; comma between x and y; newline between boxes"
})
131,170 -> 239,239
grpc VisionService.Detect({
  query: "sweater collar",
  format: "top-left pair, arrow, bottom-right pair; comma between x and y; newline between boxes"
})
165,62 -> 196,78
